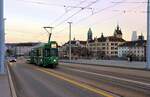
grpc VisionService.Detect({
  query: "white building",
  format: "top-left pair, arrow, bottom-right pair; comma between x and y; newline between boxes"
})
59,39 -> 87,59
6,42 -> 40,56
118,35 -> 146,61
118,47 -> 129,58
87,25 -> 125,58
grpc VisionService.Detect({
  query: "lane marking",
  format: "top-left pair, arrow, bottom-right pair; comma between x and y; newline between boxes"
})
63,67 -> 150,87
37,68 -> 114,97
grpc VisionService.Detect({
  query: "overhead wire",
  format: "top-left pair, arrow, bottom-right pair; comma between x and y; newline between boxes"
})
74,0 -> 126,25
51,0 -> 101,35
13,0 -> 145,43
53,0 -> 126,34
51,0 -> 88,25
54,0 -> 101,28
15,0 -> 66,7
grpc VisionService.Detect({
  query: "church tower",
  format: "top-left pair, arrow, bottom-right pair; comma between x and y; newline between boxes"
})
114,25 -> 122,38
87,28 -> 93,41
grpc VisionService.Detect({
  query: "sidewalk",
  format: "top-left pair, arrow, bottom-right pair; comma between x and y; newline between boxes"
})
60,59 -> 146,69
0,74 -> 11,97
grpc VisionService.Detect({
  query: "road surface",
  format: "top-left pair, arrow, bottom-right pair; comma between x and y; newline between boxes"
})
9,59 -> 150,97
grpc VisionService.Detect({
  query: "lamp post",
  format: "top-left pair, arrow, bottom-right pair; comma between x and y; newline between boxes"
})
146,0 -> 150,69
0,0 -> 5,74
68,22 -> 72,62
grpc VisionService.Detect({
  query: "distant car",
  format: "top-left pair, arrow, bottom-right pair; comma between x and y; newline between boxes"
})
9,57 -> 16,62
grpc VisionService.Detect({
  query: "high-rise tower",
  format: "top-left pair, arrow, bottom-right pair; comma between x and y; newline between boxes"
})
131,31 -> 137,41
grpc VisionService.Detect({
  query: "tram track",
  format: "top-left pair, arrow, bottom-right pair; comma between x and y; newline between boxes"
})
60,63 -> 150,84
33,62 -> 150,97
10,60 -> 119,97
55,64 -> 150,97
35,66 -> 149,97
9,60 -> 150,97
38,68 -> 122,97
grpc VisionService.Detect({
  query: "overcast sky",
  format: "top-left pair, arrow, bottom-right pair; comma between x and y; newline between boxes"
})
4,0 -> 147,45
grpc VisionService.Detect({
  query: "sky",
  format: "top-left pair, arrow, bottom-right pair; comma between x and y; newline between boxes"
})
4,0 -> 147,45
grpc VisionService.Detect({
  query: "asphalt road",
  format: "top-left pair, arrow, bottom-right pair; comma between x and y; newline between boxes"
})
9,60 -> 150,97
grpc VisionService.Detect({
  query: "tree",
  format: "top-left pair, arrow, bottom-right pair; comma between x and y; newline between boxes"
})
6,49 -> 14,57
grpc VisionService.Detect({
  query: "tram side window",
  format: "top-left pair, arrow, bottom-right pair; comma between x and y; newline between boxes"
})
45,49 -> 50,57
36,49 -> 42,56
39,49 -> 43,56
36,50 -> 39,56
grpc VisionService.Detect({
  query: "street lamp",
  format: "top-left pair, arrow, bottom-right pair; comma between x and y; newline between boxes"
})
68,22 -> 72,62
0,0 -> 5,74
146,0 -> 150,69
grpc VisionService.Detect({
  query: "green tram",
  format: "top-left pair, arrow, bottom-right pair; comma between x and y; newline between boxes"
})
29,41 -> 58,68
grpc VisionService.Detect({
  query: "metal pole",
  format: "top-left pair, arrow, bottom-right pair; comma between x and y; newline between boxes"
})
146,0 -> 150,69
0,0 -> 5,74
96,38 -> 97,59
68,22 -> 72,62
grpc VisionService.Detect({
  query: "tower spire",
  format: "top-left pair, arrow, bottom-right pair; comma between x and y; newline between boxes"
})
87,28 -> 93,41
114,24 -> 122,38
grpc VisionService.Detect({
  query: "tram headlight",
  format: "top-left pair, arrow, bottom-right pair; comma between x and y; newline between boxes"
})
53,59 -> 56,62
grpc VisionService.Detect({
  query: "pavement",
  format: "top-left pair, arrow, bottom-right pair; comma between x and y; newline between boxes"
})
60,59 -> 146,69
9,59 -> 150,97
0,73 -> 11,97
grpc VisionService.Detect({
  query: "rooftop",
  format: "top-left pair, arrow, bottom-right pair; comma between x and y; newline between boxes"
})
119,40 -> 146,47
6,42 -> 41,46
89,36 -> 125,43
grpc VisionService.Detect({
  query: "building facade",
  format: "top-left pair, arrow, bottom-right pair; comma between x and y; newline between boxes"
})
118,34 -> 146,61
6,42 -> 40,56
87,25 -> 125,58
59,39 -> 87,59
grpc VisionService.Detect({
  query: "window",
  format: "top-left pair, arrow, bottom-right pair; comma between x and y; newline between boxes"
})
51,44 -> 57,48
111,43 -> 114,45
45,49 -> 50,57
50,49 -> 58,56
111,47 -> 114,50
102,47 -> 105,50
45,49 -> 58,57
111,52 -> 114,54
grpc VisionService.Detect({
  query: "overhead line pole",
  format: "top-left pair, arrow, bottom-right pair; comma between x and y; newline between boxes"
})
68,22 -> 72,62
146,0 -> 150,69
0,0 -> 5,74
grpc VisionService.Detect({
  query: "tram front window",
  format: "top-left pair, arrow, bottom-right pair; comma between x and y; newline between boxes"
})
50,49 -> 58,56
45,49 -> 58,57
